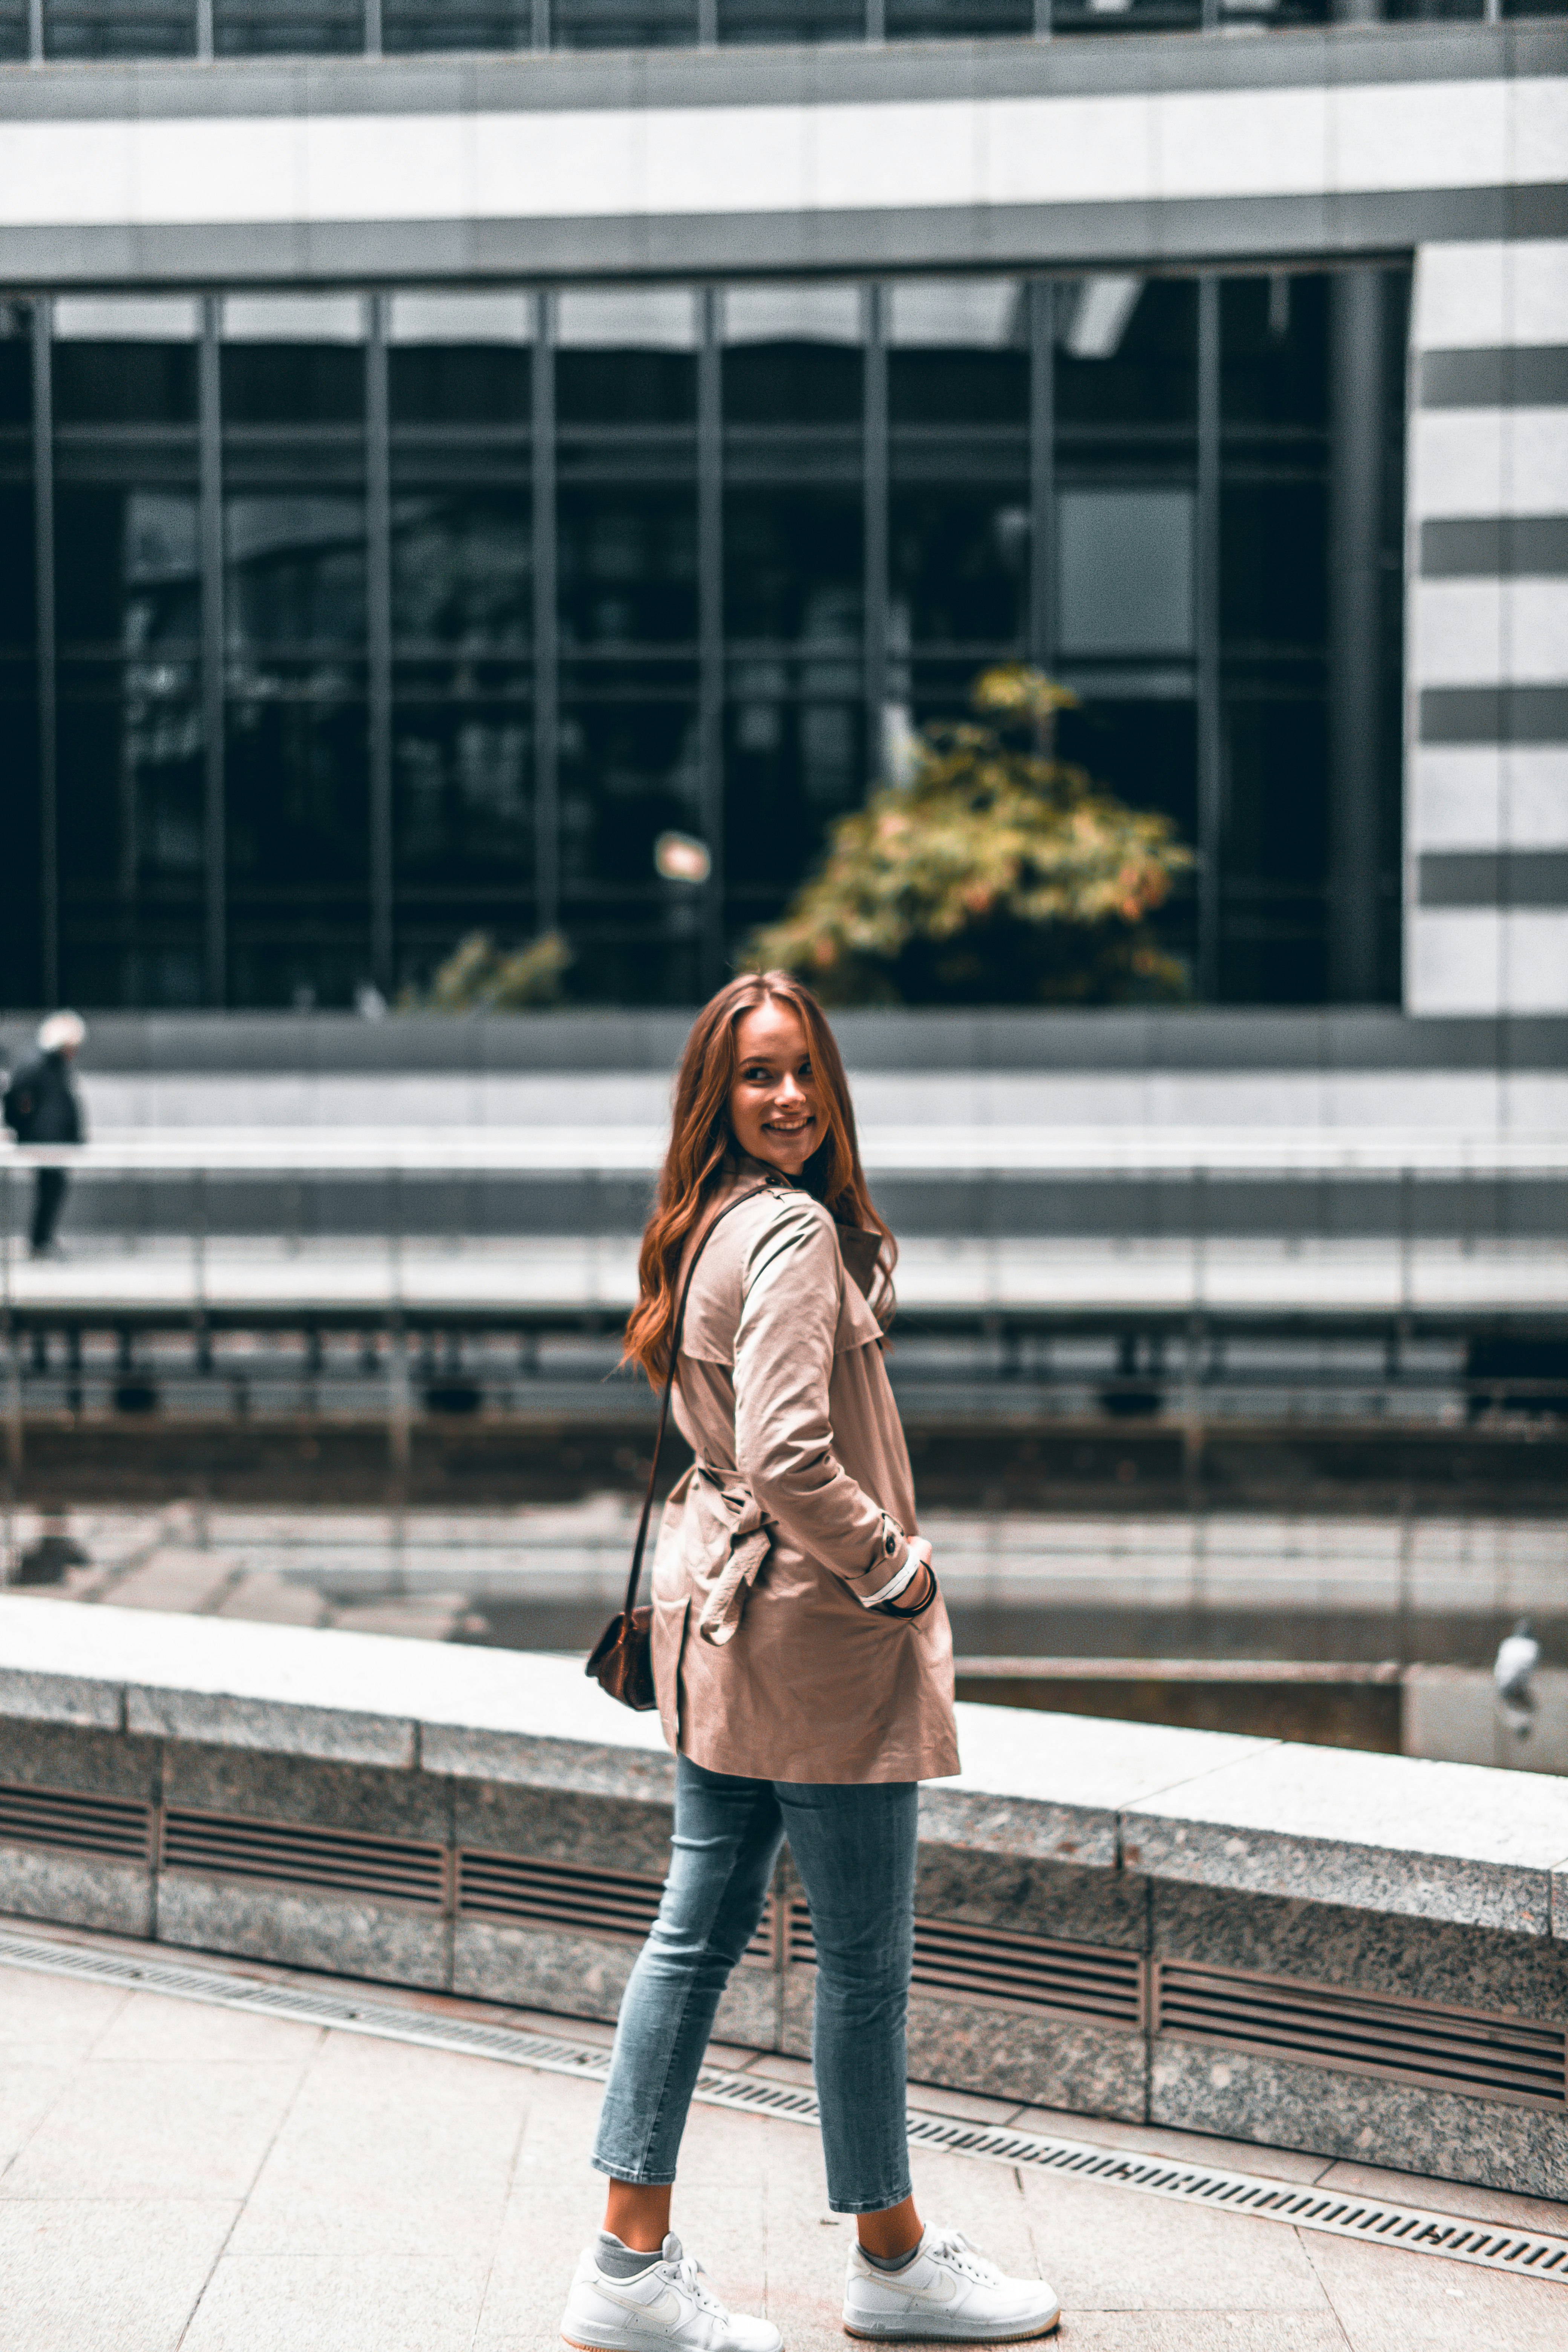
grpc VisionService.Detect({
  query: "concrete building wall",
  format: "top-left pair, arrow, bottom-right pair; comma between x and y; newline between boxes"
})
1407,239 -> 1568,1015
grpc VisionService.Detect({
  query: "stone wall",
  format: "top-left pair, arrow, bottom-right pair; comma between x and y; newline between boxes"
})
0,1596 -> 1564,2196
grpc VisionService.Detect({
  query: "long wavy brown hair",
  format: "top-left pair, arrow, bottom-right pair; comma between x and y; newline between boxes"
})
623,971 -> 895,1384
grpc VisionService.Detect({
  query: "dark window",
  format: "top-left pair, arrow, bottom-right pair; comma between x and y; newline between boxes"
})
214,0 -> 363,51
221,339 -> 365,429
719,1 -> 863,37
887,0 -> 1032,34
43,0 -> 195,56
54,340 -> 198,428
552,0 -> 698,44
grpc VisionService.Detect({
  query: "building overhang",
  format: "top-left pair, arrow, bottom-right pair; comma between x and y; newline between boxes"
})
0,21 -> 1564,290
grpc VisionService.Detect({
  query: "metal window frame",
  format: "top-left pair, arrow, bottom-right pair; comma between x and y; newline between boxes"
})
23,261 -> 1383,1010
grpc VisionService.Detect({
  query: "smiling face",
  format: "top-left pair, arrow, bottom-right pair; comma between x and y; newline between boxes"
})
728,997 -> 822,1180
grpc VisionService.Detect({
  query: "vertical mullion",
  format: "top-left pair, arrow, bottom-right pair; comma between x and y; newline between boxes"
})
1328,266 -> 1384,1004
533,291 -> 559,940
366,294 -> 394,996
31,299 -> 57,1008
196,0 -> 213,58
1034,0 -> 1050,34
698,0 -> 717,41
532,0 -> 550,43
698,287 -> 724,995
863,282 -> 887,789
28,0 -> 41,63
1196,274 -> 1222,1004
866,0 -> 884,41
364,0 -> 381,56
199,297 -> 226,1008
1029,279 -> 1055,675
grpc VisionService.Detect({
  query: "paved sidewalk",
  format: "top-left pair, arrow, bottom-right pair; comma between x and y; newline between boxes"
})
2,1940 -> 1566,2352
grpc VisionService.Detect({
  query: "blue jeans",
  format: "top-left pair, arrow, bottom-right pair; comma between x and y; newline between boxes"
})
592,1755 -> 918,2214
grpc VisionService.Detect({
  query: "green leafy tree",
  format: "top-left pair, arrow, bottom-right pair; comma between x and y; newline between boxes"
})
399,930 -> 572,1013
747,667 -> 1192,1007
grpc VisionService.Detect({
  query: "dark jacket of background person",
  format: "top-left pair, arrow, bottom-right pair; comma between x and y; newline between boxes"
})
3,1049 -> 84,1145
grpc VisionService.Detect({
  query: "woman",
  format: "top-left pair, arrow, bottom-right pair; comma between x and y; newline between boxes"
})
560,974 -> 1059,2352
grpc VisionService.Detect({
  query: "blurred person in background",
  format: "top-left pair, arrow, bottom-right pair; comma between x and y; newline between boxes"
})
3,1011 -> 87,1260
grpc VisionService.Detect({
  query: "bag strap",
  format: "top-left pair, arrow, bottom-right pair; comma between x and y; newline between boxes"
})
620,1184 -> 769,1624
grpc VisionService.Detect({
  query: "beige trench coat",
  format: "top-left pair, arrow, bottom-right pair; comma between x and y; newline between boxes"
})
649,1157 -> 960,1784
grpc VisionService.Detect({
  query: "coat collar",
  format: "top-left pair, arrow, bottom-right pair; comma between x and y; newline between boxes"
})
726,1152 -> 882,1300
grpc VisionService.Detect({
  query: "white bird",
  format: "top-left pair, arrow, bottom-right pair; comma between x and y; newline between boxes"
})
1493,1619 -> 1540,1739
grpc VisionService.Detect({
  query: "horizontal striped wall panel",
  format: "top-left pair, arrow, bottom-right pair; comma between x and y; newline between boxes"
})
1418,687 -> 1568,746
1420,346 -> 1568,407
1418,850 -> 1568,907
1420,518 -> 1568,577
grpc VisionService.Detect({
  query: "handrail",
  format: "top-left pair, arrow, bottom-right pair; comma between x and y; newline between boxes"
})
2,1131 -> 1566,1177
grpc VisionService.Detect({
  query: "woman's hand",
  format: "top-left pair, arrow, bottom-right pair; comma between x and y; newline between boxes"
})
877,1537 -> 936,1617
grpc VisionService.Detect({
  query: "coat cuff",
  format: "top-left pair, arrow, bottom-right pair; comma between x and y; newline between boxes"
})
859,1520 -> 917,1608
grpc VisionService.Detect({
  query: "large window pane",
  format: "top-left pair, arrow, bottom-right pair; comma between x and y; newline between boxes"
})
890,279 -> 1027,669
227,698 -> 370,890
725,693 -> 866,923
52,300 -> 205,1007
221,297 -> 366,426
1220,697 -> 1329,1004
0,302 -> 36,1001
384,2 -> 532,47
887,0 -> 1031,35
553,0 -> 698,46
719,1 -> 862,38
394,702 -> 533,888
226,497 -> 368,659
1058,488 -> 1194,660
51,299 -> 200,425
1222,274 -> 1329,432
214,0 -> 362,50
1056,277 -> 1197,433
43,0 -> 195,56
387,294 -> 535,965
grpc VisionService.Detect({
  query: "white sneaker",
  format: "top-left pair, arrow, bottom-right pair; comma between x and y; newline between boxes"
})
562,2231 -> 782,2352
843,2227 -> 1060,2342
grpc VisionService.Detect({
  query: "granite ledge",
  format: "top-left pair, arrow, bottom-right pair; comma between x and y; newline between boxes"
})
1126,1741 -> 1568,1936
3,1601 -> 1566,1929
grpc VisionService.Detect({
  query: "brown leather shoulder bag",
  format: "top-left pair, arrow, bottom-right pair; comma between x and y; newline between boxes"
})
586,1185 -> 766,1710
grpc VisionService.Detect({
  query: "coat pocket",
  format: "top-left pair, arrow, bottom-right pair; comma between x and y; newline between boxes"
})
682,1470 -> 773,1647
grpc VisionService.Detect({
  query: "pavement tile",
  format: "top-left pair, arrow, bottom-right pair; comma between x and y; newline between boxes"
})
907,2082 -> 1025,2125
182,2253 -> 491,2352
0,1966 -> 127,2065
0,2197 -> 238,2352
745,2054 -> 816,2088
0,2059 -> 306,2203
476,2072 -> 616,2346
90,1988 -> 324,2065
704,2040 -> 762,2068
229,2026 -> 530,2256
1009,2104 -> 1331,2185
0,2064 -> 70,2172
1299,2230 -> 1568,2352
1061,2321 -> 1350,2350
1014,2169 -> 1332,2312
1312,2159 -> 1568,2236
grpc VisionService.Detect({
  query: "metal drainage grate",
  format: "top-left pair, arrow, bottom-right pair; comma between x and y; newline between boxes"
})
459,1850 -> 775,1966
161,1808 -> 448,1908
789,1899 -> 1143,2027
0,1926 -> 1564,2288
1154,1961 -> 1566,2112
0,1782 -> 150,1864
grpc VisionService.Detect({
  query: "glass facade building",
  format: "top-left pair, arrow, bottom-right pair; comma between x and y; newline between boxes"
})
3,267 -> 1408,1009
3,0 -> 1558,64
